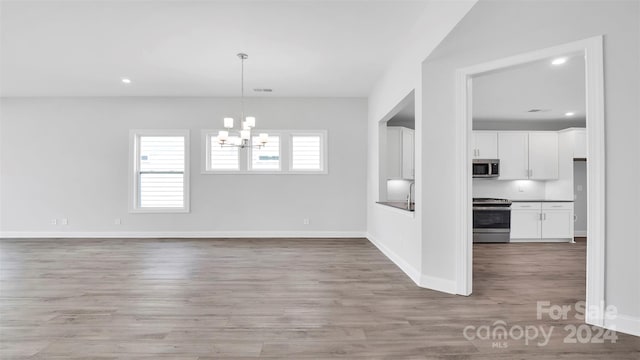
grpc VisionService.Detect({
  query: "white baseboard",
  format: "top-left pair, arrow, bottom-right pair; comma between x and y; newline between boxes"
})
420,274 -> 457,295
366,233 -> 457,294
604,314 -> 640,337
0,230 -> 367,239
509,238 -> 572,243
366,233 -> 421,285
574,230 -> 587,237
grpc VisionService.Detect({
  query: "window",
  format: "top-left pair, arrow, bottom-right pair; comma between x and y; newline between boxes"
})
202,129 -> 326,174
130,130 -> 189,213
291,134 -> 323,171
250,135 -> 280,170
209,135 -> 240,170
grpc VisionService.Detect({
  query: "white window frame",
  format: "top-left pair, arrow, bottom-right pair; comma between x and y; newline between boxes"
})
202,129 -> 328,175
288,131 -> 328,174
202,129 -> 243,172
248,132 -> 282,172
129,129 -> 190,213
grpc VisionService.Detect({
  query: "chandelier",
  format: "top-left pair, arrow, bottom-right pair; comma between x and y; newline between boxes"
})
216,53 -> 268,149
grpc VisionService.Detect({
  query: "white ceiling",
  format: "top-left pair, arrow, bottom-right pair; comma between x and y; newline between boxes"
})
0,0 -> 435,97
472,53 -> 586,122
387,95 -> 415,128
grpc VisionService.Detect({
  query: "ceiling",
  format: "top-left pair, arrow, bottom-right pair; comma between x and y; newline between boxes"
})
387,95 -> 415,129
472,53 -> 586,123
0,0 -> 434,97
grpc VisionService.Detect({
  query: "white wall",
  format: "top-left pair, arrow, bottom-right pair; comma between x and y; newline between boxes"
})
0,97 -> 367,237
366,1 -> 476,289
421,0 -> 639,326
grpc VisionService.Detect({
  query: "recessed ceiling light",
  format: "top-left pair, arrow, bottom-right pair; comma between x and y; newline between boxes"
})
551,57 -> 567,66
565,112 -> 575,117
121,78 -> 132,84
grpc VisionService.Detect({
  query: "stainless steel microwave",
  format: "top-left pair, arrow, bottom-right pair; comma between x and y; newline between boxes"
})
472,159 -> 500,178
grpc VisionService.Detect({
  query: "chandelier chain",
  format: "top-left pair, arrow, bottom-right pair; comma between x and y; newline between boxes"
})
240,54 -> 244,122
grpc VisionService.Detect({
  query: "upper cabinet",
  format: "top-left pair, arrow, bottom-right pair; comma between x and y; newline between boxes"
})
387,126 -> 414,180
568,128 -> 587,159
496,131 -> 558,180
529,132 -> 559,180
472,131 -> 498,159
401,128 -> 415,179
497,132 -> 529,179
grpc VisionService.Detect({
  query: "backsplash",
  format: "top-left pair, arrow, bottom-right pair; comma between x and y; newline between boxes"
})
473,179 -> 546,200
387,179 -> 414,201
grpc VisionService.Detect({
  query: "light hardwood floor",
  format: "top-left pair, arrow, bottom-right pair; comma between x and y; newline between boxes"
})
0,238 -> 638,359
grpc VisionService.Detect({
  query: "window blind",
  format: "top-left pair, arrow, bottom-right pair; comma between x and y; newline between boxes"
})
251,135 -> 280,170
210,136 -> 240,170
291,135 -> 322,170
138,136 -> 185,208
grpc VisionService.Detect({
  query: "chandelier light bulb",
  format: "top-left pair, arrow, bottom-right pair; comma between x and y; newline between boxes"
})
223,118 -> 234,129
217,130 -> 229,143
245,116 -> 256,128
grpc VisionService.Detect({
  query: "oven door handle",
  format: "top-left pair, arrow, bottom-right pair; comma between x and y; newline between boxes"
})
473,207 -> 512,211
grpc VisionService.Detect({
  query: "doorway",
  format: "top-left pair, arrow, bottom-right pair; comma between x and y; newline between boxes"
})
454,37 -> 606,327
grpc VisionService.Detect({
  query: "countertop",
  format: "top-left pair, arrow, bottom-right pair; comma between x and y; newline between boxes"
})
510,199 -> 574,202
377,201 -> 415,212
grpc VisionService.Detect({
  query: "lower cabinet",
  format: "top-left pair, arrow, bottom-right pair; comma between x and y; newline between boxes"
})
510,202 -> 574,241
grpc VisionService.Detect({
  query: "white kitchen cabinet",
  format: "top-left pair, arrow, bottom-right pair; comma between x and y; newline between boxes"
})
497,131 -> 558,180
529,132 -> 559,180
572,128 -> 587,159
498,132 -> 529,180
510,202 -> 574,241
402,128 -> 415,179
387,126 -> 414,180
541,203 -> 574,239
510,203 -> 542,239
472,131 -> 498,159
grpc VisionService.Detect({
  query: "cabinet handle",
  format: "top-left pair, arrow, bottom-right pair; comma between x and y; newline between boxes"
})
552,205 -> 562,208
539,213 -> 542,221
521,205 -> 531,208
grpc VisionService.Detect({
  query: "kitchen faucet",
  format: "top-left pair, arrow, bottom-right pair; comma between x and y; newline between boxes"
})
407,181 -> 415,209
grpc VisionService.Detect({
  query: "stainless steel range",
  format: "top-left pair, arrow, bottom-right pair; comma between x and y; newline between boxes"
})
473,198 -> 512,243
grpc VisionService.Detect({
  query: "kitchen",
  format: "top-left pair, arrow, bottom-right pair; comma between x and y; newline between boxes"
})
471,53 -> 587,244
377,91 -> 416,212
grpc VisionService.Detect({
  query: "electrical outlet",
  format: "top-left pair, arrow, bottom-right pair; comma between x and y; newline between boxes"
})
61,218 -> 68,225
114,218 -> 121,225
303,218 -> 310,225
50,219 -> 57,225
